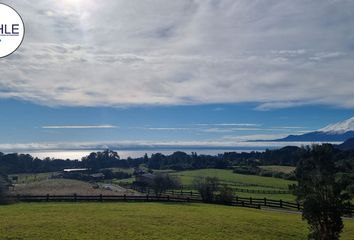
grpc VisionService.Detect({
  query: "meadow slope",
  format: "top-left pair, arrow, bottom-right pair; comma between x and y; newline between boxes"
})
0,203 -> 353,240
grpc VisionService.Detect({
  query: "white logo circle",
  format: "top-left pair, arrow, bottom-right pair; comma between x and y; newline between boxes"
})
0,3 -> 25,58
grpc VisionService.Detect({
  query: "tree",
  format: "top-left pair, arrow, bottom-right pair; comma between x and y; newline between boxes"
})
0,174 -> 9,204
218,184 -> 234,203
291,144 -> 352,240
193,177 -> 219,202
150,174 -> 180,196
81,150 -> 121,170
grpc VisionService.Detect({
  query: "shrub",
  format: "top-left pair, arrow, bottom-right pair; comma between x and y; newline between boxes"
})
218,184 -> 234,204
193,177 -> 219,202
150,174 -> 181,196
233,166 -> 259,175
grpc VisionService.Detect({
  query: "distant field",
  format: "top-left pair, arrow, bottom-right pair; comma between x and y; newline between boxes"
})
12,179 -> 136,196
0,203 -> 353,240
171,169 -> 295,189
259,165 -> 296,174
170,169 -> 297,201
9,172 -> 55,184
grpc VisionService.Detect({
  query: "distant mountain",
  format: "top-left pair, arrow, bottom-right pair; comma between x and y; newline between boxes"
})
271,117 -> 354,142
337,137 -> 354,151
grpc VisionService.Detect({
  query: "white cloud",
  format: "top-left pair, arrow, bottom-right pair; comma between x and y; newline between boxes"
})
1,0 -> 354,109
135,127 -> 191,131
200,127 -> 264,133
41,125 -> 118,129
0,139 -> 342,152
194,123 -> 260,127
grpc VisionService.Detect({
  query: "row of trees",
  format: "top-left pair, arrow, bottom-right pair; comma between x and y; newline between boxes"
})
0,145 -> 323,175
4,145 -> 354,174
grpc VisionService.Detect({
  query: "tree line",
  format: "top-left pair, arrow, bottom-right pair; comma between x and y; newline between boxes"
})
2,145 -> 354,175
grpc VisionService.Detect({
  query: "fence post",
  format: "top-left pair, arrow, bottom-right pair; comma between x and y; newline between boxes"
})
100,194 -> 103,202
124,194 -> 126,201
297,202 -> 300,211
264,198 -> 267,206
280,200 -> 283,208
172,190 -> 174,195
250,197 -> 253,205
146,194 -> 149,201
46,194 -> 49,202
190,191 -> 192,196
74,193 -> 77,202
167,195 -> 170,201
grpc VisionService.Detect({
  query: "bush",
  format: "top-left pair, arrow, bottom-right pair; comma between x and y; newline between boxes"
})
150,174 -> 181,196
233,166 -> 259,175
271,171 -> 284,179
218,184 -> 234,204
193,177 -> 219,202
258,170 -> 273,177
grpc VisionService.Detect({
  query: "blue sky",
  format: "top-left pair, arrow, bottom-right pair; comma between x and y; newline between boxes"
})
1,0 -> 354,152
0,98 -> 353,151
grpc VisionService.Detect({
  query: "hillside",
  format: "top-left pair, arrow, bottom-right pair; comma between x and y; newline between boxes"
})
338,137 -> 354,151
1,203 -> 353,240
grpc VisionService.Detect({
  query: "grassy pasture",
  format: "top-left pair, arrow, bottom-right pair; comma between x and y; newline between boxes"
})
171,169 -> 295,189
170,169 -> 297,201
0,202 -> 353,240
12,179 -> 136,196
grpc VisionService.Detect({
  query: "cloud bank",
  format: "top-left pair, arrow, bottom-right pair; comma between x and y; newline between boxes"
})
0,140 -> 341,153
42,125 -> 118,129
2,0 -> 354,109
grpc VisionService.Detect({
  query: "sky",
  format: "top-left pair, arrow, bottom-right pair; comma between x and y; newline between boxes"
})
1,0 -> 354,153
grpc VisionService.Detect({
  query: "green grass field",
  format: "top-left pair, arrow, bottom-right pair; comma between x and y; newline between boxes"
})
171,169 -> 295,189
170,169 -> 297,201
0,203 -> 353,240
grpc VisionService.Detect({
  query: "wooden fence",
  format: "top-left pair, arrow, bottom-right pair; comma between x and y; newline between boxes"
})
9,194 -> 353,216
130,187 -> 354,216
9,194 -> 261,210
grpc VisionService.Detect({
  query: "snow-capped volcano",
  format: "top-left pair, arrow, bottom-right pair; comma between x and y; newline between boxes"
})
269,117 -> 354,142
318,117 -> 354,134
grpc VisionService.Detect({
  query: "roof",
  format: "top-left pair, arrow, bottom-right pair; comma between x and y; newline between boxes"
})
63,168 -> 88,172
